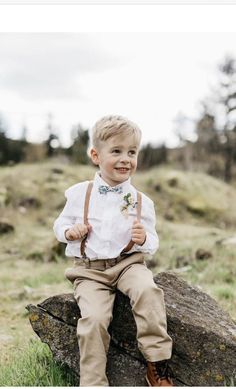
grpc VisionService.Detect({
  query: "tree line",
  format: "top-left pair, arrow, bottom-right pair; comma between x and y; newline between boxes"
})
0,56 -> 236,182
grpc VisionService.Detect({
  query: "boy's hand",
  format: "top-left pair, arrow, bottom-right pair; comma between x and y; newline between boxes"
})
65,223 -> 92,241
131,220 -> 146,246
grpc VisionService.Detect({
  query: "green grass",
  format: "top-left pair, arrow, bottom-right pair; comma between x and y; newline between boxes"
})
151,220 -> 236,320
0,339 -> 78,386
1,161 -> 236,384
22,267 -> 68,288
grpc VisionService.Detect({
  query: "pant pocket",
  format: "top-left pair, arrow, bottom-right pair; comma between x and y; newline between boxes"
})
65,266 -> 81,283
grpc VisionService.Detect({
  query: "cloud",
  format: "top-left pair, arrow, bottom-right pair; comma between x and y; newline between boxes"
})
0,33 -> 122,100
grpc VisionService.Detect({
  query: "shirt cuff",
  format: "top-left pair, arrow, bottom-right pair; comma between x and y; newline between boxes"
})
133,232 -> 159,254
133,233 -> 152,251
58,226 -> 73,243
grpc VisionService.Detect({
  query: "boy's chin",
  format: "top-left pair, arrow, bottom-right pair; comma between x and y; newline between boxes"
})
111,175 -> 130,185
114,171 -> 131,179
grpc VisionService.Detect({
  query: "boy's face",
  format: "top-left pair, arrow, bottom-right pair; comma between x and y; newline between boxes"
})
90,134 -> 139,187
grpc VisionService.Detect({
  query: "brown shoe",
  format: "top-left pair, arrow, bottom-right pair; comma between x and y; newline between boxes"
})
146,360 -> 174,387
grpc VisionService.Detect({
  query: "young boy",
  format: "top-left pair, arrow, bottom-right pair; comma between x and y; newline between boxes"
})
53,115 -> 173,387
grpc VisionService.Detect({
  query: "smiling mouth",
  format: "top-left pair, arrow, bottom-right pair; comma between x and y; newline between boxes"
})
115,167 -> 130,172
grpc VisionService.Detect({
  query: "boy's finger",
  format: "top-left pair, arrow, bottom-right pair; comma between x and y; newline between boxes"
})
132,235 -> 141,239
81,226 -> 87,235
74,226 -> 81,238
132,232 -> 143,237
132,224 -> 143,230
72,227 -> 81,238
70,231 -> 77,240
74,231 -> 81,239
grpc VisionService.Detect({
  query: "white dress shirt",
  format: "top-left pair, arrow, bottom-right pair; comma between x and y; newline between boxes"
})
53,172 -> 159,260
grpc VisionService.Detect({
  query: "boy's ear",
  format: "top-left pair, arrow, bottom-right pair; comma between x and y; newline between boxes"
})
90,148 -> 100,166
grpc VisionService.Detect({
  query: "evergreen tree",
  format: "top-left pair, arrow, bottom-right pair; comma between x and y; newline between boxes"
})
70,124 -> 89,164
138,143 -> 168,169
215,56 -> 236,182
195,108 -> 220,154
44,113 -> 60,157
0,114 -> 9,164
194,56 -> 236,182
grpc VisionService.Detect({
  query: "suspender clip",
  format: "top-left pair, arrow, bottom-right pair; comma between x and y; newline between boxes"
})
83,257 -> 90,268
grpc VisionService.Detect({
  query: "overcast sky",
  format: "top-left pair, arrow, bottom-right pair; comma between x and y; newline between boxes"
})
1,32 -> 236,148
1,0 -> 236,3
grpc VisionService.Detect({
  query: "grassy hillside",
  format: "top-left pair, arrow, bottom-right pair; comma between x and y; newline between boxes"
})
0,160 -> 236,382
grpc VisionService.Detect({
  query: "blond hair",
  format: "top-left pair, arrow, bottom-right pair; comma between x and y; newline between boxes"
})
91,115 -> 142,150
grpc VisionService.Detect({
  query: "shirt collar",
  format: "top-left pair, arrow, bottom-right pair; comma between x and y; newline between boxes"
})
93,171 -> 131,193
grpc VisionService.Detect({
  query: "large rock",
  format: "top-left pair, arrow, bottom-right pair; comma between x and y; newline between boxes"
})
26,272 -> 236,386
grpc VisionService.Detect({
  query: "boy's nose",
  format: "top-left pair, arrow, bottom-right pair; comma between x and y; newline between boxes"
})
120,153 -> 130,162
119,157 -> 130,164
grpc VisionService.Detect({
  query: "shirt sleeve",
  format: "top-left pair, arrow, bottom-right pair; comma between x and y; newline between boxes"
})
132,195 -> 159,255
53,186 -> 78,243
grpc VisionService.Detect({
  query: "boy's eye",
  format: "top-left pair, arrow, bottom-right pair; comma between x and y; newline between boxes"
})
111,149 -> 137,155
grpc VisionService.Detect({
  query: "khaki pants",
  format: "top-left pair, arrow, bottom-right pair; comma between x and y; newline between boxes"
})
65,252 -> 173,386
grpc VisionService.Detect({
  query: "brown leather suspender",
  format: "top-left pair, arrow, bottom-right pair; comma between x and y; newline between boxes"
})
80,181 -> 93,258
120,191 -> 142,254
80,181 -> 142,258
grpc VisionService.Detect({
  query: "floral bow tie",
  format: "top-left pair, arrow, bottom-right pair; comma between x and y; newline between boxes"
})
98,185 -> 123,195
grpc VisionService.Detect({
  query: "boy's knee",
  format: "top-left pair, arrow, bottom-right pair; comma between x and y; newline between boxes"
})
80,311 -> 112,329
132,282 -> 164,304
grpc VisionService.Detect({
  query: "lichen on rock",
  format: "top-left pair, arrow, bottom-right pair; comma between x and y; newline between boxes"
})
26,272 -> 236,387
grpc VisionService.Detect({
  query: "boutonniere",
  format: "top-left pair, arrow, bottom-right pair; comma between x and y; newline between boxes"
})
120,193 -> 138,218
